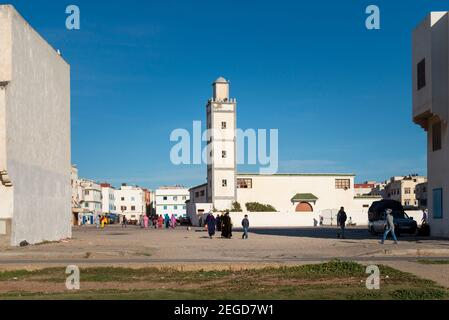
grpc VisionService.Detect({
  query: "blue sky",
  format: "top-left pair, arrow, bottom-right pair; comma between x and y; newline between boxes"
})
6,0 -> 445,189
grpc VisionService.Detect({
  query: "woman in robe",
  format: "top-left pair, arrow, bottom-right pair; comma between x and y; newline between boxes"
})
205,214 -> 216,239
171,214 -> 177,229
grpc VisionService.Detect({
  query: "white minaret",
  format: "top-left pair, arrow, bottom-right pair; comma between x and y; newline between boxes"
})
206,77 -> 237,211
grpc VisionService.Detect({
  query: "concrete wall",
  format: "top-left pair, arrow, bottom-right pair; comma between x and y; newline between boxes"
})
0,5 -> 72,245
413,12 -> 449,238
236,174 -> 357,213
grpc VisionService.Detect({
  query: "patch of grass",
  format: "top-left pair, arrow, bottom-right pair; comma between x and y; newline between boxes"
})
392,288 -> 449,300
1,262 -> 448,300
418,259 -> 449,265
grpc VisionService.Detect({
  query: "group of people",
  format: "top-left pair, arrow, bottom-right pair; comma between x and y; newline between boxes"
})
120,214 -> 178,229
204,211 -> 250,240
336,206 -> 400,245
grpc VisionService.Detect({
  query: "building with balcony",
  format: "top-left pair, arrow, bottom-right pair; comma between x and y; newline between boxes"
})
156,186 -> 189,218
383,175 -> 427,208
0,5 -> 71,245
413,12 -> 449,237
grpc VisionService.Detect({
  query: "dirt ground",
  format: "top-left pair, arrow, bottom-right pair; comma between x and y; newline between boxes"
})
1,225 -> 449,288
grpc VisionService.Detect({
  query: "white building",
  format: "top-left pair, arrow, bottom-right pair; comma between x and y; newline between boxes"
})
155,186 -> 189,218
413,12 -> 449,237
188,78 -> 381,226
115,185 -> 146,222
101,183 -> 117,215
0,5 -> 72,245
79,180 -> 102,217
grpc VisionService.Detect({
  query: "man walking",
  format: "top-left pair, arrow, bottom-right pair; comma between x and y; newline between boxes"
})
337,207 -> 347,239
241,215 -> 250,240
380,209 -> 398,245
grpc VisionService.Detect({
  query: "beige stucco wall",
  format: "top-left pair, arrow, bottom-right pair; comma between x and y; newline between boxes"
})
236,174 -> 357,213
413,12 -> 449,238
0,5 -> 72,245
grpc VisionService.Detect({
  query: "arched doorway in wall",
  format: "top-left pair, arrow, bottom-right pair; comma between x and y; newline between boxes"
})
296,202 -> 313,212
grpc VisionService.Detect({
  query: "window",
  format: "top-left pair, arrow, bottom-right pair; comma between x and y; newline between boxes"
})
121,206 -> 127,211
163,196 -> 168,201
131,206 -> 136,211
121,197 -> 125,201
174,206 -> 178,210
183,205 -> 186,210
131,197 -> 135,202
433,188 -> 443,219
222,122 -> 227,129
200,190 -> 205,197
85,190 -> 90,196
432,121 -> 442,152
335,179 -> 351,190
195,192 -> 200,198
173,196 -> 178,201
237,178 -> 253,189
84,203 -> 89,208
417,59 -> 426,90
222,180 -> 228,187
405,188 -> 411,195
222,151 -> 227,159
164,206 -> 168,210
182,196 -> 187,200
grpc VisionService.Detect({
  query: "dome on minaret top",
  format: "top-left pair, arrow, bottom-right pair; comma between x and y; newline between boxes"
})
213,76 -> 228,84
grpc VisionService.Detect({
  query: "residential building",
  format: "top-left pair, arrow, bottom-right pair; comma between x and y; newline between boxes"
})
188,78 -> 381,225
354,182 -> 377,196
80,180 -> 102,217
413,11 -> 449,237
156,186 -> 189,218
416,182 -> 428,210
384,175 -> 427,208
0,5 -> 71,245
115,184 -> 146,222
101,183 -> 117,215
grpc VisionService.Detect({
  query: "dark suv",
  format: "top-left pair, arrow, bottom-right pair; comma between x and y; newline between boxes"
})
368,200 -> 418,236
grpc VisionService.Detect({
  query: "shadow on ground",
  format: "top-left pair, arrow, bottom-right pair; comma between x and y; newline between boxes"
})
245,227 -> 438,242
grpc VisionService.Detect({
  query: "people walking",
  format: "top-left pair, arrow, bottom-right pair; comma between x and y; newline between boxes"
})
205,213 -> 216,239
380,209 -> 398,245
221,211 -> 233,239
122,216 -> 128,228
171,214 -> 177,229
422,209 -> 429,225
241,215 -> 250,240
158,215 -> 164,229
164,214 -> 170,229
337,207 -> 347,239
216,214 -> 222,232
144,215 -> 149,228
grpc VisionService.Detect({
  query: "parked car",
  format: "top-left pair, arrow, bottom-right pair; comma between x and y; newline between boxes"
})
368,200 -> 418,236
108,214 -> 119,225
179,216 -> 192,226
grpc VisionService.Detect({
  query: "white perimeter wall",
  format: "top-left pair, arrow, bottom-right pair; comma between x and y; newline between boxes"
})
0,6 -> 71,245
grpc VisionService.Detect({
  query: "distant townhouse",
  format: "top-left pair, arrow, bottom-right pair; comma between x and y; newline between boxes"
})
413,12 -> 449,237
384,175 -> 427,208
156,186 -> 189,218
80,180 -> 103,217
101,183 -> 117,215
354,182 -> 377,196
416,182 -> 428,210
115,184 -> 146,222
